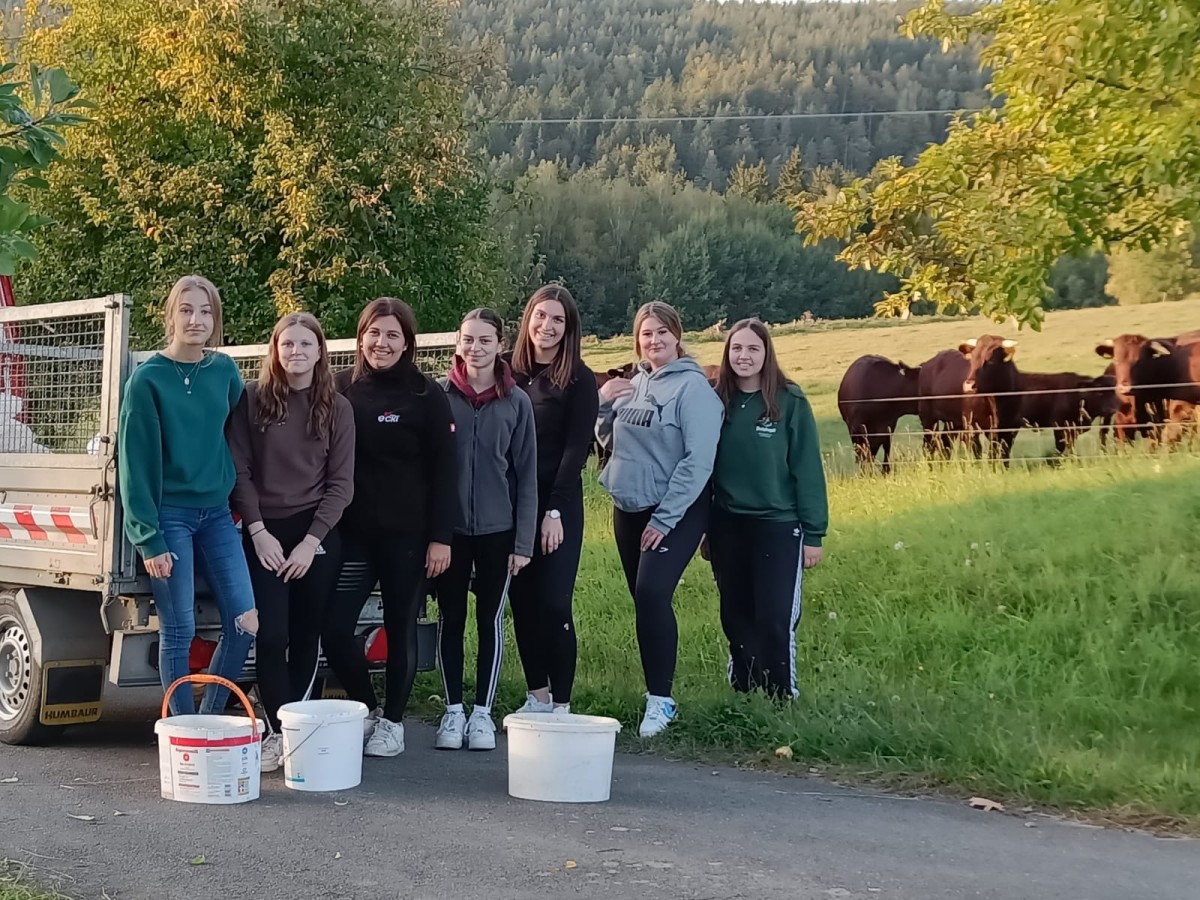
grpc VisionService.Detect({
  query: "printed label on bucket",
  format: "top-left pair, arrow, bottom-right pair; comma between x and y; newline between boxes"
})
164,733 -> 260,802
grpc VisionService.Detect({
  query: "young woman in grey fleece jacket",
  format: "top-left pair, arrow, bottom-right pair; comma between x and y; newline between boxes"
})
436,308 -> 538,751
596,301 -> 724,738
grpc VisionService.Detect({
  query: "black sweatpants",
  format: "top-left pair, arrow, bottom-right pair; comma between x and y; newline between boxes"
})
244,508 -> 342,731
613,495 -> 709,699
509,492 -> 584,704
708,508 -> 804,700
436,531 -> 513,708
322,530 -> 427,722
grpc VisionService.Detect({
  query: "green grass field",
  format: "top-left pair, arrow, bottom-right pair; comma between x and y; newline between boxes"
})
410,300 -> 1200,826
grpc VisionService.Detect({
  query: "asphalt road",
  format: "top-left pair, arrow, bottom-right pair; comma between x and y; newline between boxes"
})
1,690 -> 1197,900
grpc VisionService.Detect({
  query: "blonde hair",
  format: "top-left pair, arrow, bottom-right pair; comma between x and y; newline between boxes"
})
163,275 -> 224,347
632,301 -> 688,360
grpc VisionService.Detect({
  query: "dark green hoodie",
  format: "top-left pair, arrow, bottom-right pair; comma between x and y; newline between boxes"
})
712,384 -> 828,547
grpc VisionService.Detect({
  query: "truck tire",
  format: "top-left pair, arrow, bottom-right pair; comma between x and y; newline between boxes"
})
0,590 -> 51,745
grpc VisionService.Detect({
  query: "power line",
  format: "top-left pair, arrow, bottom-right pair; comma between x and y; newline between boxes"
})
490,108 -> 988,126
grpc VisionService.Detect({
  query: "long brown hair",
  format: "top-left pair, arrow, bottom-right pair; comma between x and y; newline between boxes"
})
256,313 -> 336,438
632,301 -> 689,361
163,275 -> 224,347
459,307 -> 510,398
715,318 -> 793,422
352,297 -> 418,381
512,284 -> 583,390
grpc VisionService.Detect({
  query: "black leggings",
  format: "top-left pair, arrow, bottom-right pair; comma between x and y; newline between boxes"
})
244,508 -> 342,731
708,509 -> 804,700
509,492 -> 584,704
613,495 -> 709,698
436,531 -> 513,708
322,530 -> 426,722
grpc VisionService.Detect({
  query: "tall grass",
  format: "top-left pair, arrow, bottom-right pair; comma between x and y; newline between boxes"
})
413,453 -> 1200,819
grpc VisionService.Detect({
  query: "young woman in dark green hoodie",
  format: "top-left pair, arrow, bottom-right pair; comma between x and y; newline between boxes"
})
709,318 -> 828,701
117,275 -> 256,717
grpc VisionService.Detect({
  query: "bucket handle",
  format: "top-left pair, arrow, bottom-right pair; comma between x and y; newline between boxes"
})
161,674 -> 260,743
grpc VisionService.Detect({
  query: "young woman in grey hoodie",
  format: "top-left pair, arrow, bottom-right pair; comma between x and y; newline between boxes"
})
596,301 -> 724,737
436,308 -> 538,751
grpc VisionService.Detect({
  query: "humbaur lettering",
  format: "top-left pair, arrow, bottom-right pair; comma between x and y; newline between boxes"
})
377,411 -> 400,424
755,420 -> 778,438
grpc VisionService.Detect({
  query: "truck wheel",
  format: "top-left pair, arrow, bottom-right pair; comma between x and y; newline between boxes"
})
0,591 -> 51,745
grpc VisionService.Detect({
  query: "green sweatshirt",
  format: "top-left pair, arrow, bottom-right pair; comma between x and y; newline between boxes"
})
712,384 -> 828,547
117,352 -> 245,559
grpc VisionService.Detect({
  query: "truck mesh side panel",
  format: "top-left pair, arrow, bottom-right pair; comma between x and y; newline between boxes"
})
0,311 -> 106,454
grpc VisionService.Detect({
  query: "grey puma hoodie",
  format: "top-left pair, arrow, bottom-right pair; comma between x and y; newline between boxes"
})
596,357 -> 723,533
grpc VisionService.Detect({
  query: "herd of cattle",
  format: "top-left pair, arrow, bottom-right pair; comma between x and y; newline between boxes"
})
586,328 -> 1200,471
837,329 -> 1200,471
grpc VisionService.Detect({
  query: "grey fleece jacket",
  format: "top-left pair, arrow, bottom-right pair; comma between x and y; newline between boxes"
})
596,356 -> 724,533
440,379 -> 539,558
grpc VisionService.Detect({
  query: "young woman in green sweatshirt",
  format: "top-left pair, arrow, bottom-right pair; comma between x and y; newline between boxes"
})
709,318 -> 828,701
117,275 -> 257,717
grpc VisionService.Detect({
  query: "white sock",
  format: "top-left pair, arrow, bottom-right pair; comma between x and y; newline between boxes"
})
446,703 -> 464,714
474,705 -> 491,717
648,694 -> 673,704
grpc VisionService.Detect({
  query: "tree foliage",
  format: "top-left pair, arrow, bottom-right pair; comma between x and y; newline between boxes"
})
1105,225 -> 1200,305
16,0 -> 507,343
0,59 -> 88,275
795,0 -> 1200,327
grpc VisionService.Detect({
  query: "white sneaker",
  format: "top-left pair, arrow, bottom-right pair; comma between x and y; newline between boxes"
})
260,733 -> 283,773
436,709 -> 467,750
466,709 -> 497,751
514,692 -> 555,715
639,695 -> 678,738
364,716 -> 404,757
552,704 -> 572,715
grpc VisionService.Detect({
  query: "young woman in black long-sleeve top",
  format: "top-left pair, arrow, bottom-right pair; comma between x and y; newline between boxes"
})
506,285 -> 598,715
322,297 -> 457,757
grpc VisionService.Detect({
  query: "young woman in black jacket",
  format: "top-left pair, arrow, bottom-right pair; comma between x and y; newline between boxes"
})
506,286 -> 598,715
322,298 -> 457,757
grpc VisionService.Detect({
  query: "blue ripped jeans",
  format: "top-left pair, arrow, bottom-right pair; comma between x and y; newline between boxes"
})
151,504 -> 256,716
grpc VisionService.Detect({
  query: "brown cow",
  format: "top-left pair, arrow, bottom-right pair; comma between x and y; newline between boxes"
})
701,363 -> 720,386
960,335 -> 1022,460
837,355 -> 921,473
593,362 -> 638,468
1016,371 -> 1117,455
1095,331 -> 1200,444
917,349 -> 971,458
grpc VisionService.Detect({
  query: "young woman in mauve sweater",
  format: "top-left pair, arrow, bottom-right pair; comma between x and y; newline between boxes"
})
322,298 -> 458,758
117,275 -> 256,718
709,318 -> 828,702
505,285 -> 598,716
227,312 -> 355,773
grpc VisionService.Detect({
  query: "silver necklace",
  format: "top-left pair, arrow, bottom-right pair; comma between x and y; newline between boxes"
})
168,355 -> 205,394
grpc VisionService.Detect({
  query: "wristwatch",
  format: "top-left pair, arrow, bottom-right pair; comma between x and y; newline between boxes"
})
546,509 -> 561,520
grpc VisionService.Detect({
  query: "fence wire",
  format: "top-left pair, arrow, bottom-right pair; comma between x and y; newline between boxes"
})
0,312 -> 107,453
837,380 -> 1200,405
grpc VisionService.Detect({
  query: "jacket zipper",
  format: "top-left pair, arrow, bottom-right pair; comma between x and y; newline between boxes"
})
469,406 -> 479,533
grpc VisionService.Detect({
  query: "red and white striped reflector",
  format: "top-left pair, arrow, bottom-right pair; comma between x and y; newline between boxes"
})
0,504 -> 93,544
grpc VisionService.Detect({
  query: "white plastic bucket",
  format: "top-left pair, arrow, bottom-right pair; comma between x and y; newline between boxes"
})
502,712 -> 622,803
277,699 -> 369,792
154,676 -> 264,805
